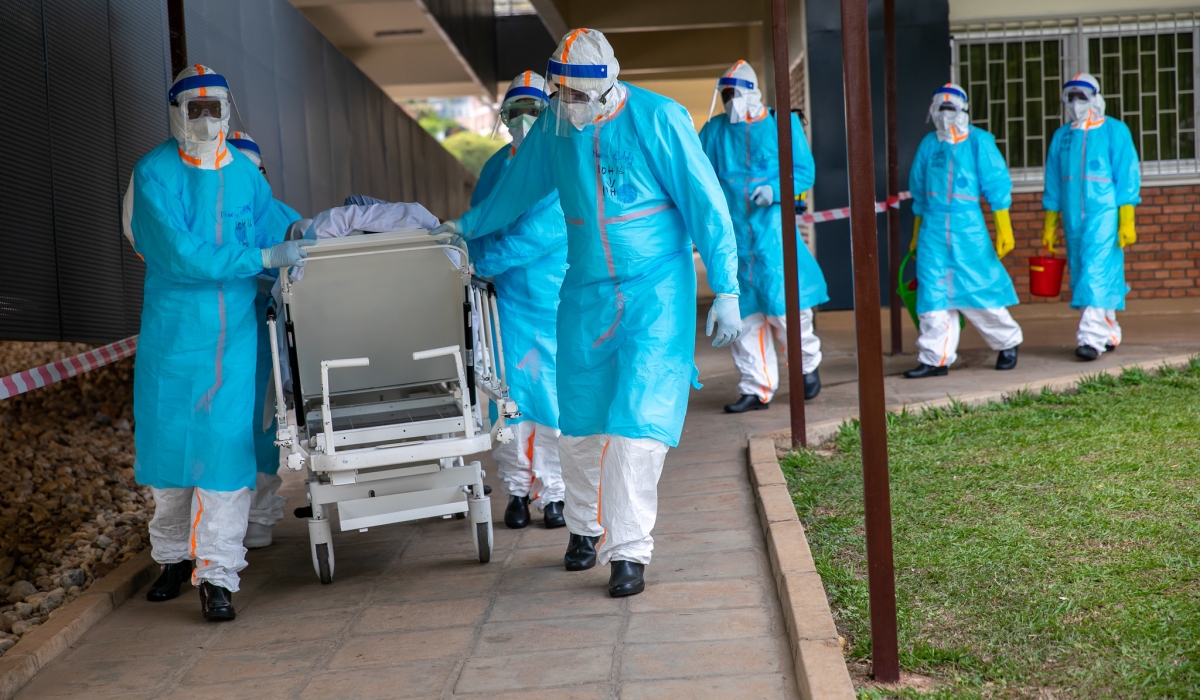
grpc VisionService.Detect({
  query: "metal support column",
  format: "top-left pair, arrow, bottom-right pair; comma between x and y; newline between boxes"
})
884,0 -> 902,356
769,0 -> 807,448
840,0 -> 900,683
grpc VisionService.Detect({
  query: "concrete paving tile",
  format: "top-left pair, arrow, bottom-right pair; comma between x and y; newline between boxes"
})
350,597 -> 489,635
327,626 -> 476,668
659,460 -> 741,481
401,521 -> 520,558
54,632 -> 209,664
370,570 -> 501,604
457,687 -> 615,700
237,577 -> 373,618
657,475 -> 750,498
650,527 -> 760,557
209,607 -> 354,651
486,588 -> 622,622
625,607 -> 777,644
629,579 -> 770,613
619,673 -> 793,699
181,639 -> 336,685
653,506 -> 757,535
160,675 -> 308,699
14,653 -> 188,698
299,658 -> 460,699
618,637 -> 786,680
504,543 -> 568,569
496,561 -> 610,593
455,646 -> 615,693
514,523 -> 574,549
657,489 -> 754,515
643,549 -> 766,584
474,615 -> 623,656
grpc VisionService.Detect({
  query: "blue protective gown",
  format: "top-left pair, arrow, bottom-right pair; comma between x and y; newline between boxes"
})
131,139 -> 275,491
698,110 -> 828,316
1043,118 -> 1141,310
468,145 -> 568,429
909,127 -> 1017,313
461,85 -> 740,447
252,199 -> 301,475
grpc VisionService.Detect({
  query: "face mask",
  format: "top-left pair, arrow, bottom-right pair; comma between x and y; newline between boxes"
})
725,95 -> 748,123
509,114 -> 537,147
566,102 -> 594,129
1067,100 -> 1092,124
185,116 -> 224,142
932,110 -> 957,133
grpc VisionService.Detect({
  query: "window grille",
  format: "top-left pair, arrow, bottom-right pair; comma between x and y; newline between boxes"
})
494,0 -> 536,17
951,12 -> 1199,186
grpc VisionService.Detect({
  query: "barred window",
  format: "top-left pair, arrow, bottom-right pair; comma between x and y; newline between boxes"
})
952,13 -> 1200,185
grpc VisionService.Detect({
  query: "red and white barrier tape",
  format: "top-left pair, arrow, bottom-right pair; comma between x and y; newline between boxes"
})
1,336 -> 138,400
798,191 -> 911,225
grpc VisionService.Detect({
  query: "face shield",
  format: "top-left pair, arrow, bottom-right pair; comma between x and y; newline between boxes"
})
928,83 -> 970,142
168,66 -> 233,148
707,76 -> 754,123
545,58 -> 616,134
1062,74 -> 1104,125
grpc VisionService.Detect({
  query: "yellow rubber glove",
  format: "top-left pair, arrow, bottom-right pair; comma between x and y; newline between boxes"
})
1118,204 -> 1136,247
1041,211 -> 1059,254
993,209 -> 1014,259
910,216 -> 921,252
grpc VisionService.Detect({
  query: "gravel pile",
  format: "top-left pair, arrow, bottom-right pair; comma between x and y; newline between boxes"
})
0,341 -> 149,655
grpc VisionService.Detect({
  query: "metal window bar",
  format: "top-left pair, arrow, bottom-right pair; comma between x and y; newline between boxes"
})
493,0 -> 536,17
952,12 -> 1199,186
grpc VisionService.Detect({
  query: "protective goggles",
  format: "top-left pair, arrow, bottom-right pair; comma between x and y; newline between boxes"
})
544,60 -> 616,135
184,97 -> 227,120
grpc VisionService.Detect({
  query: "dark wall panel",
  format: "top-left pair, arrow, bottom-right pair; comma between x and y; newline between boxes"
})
806,0 -> 949,310
424,0 -> 496,86
43,1 -> 126,342
1,1 -> 62,341
496,15 -> 557,83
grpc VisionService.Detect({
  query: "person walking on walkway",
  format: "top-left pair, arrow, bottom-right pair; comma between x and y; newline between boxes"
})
430,29 -> 742,598
904,83 -> 1023,378
469,72 -> 569,531
1041,73 -> 1141,361
698,60 -> 827,411
127,65 -> 313,620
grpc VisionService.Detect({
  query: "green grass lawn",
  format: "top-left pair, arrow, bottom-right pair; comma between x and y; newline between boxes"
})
781,360 -> 1200,699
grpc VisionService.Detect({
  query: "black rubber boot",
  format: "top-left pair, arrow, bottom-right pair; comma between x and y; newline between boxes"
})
1104,343 -> 1116,353
146,561 -> 193,602
724,394 -> 768,413
543,501 -> 566,529
294,505 -> 313,519
803,370 -> 821,400
564,534 -> 601,571
199,581 -> 236,621
504,495 -> 531,529
996,346 -> 1019,370
904,363 -> 949,379
608,560 -> 646,597
1076,345 -> 1099,361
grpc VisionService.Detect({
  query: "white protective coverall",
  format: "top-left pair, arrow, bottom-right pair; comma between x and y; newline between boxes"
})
731,309 -> 821,403
149,487 -> 252,591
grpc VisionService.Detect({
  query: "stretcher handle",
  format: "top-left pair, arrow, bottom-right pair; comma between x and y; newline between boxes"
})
412,346 -> 458,361
323,357 -> 370,369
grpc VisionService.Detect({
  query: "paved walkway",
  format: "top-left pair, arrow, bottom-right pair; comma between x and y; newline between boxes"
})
17,300 -> 1198,699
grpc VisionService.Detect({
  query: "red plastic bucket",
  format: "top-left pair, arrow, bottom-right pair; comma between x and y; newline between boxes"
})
1029,254 -> 1066,297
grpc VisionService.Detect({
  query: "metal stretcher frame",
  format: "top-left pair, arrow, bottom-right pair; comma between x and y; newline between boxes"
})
265,229 -> 518,583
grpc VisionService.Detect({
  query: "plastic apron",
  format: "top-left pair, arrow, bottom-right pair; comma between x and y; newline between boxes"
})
698,110 -> 828,316
909,128 -> 1018,313
131,139 -> 274,491
1043,117 -> 1141,310
461,84 -> 740,447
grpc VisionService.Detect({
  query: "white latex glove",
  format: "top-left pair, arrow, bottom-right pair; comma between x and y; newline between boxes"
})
706,295 -> 743,347
261,239 -> 317,269
751,185 -> 774,207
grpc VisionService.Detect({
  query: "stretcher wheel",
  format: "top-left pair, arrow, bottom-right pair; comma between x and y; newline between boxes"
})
475,522 -> 492,564
316,542 -> 333,584
453,512 -> 467,520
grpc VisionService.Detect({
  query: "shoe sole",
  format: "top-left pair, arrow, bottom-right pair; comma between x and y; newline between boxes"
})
243,539 -> 272,549
544,519 -> 566,529
724,405 -> 769,413
146,590 -> 182,602
565,560 -> 596,572
203,611 -> 236,621
609,581 -> 645,597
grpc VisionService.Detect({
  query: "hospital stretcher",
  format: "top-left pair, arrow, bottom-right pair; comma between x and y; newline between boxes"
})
265,229 -> 517,583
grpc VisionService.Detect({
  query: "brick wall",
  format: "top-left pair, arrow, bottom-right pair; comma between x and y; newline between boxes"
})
981,183 -> 1200,303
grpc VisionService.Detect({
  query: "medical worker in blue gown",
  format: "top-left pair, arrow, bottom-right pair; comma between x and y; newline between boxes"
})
225,131 -> 305,549
127,65 -> 314,620
699,60 -> 827,411
432,29 -> 743,598
1041,73 -> 1141,361
904,83 -> 1023,378
470,72 -> 569,531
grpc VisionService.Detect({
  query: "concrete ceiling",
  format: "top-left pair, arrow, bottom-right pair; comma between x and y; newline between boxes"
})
288,0 -> 487,100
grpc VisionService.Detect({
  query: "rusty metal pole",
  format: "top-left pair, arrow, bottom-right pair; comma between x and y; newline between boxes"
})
840,0 -> 900,683
769,0 -> 807,448
884,0 -> 902,356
